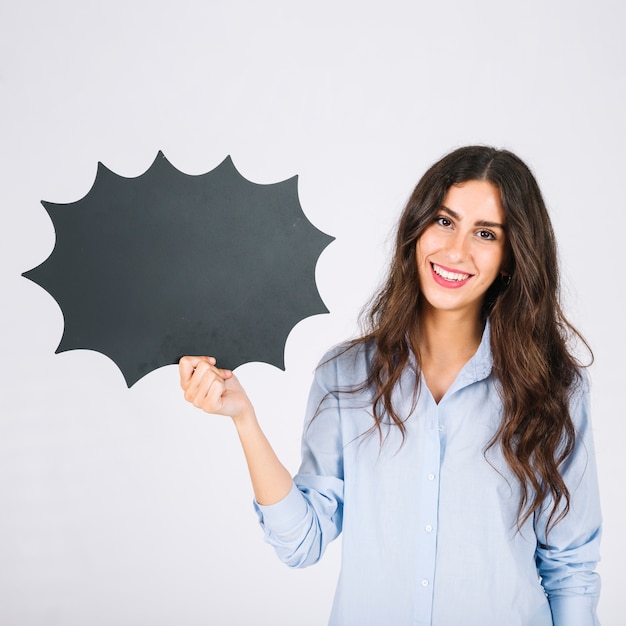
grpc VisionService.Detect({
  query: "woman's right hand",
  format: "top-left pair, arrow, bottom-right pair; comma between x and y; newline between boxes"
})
179,356 -> 293,506
179,356 -> 254,424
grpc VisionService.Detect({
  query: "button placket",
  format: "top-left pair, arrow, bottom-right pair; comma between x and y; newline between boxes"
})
414,401 -> 442,623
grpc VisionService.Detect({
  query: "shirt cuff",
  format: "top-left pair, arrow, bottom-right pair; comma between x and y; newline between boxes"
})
254,482 -> 309,532
549,594 -> 600,626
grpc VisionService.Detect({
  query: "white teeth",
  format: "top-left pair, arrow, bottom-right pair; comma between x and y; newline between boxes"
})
432,264 -> 470,281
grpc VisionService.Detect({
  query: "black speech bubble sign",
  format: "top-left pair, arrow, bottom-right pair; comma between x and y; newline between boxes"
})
22,153 -> 334,386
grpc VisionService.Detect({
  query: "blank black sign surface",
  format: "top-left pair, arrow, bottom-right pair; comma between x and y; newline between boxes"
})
23,153 -> 334,386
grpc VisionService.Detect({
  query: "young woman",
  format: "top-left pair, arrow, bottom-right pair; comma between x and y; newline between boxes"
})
179,146 -> 601,626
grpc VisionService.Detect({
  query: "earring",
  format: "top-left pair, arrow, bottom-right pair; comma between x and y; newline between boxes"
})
501,273 -> 511,287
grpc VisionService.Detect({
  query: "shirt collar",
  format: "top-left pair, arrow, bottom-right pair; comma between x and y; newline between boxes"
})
404,318 -> 494,391
447,318 -> 494,393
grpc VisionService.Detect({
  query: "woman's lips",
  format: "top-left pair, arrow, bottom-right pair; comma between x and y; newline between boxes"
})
430,262 -> 472,288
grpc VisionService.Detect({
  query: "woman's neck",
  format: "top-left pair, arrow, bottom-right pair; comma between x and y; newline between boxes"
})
419,311 -> 483,360
415,309 -> 484,403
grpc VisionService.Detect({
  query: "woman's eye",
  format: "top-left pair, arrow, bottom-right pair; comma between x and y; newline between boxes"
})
478,229 -> 496,241
435,216 -> 452,227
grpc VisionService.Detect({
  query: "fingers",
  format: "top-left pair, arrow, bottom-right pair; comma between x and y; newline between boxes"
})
178,356 -> 231,387
178,355 -> 212,385
178,356 -> 234,414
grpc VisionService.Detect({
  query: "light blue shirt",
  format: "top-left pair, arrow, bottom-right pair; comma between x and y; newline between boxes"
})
255,324 -> 601,626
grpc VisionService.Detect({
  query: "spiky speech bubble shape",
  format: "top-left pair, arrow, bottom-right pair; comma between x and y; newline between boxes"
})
22,152 -> 334,386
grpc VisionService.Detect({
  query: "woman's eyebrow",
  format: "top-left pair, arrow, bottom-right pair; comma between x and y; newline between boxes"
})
440,205 -> 506,230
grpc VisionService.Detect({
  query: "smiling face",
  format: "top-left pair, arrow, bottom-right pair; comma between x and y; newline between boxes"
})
415,180 -> 508,321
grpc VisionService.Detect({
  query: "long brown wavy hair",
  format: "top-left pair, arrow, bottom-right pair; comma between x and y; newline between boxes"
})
349,145 -> 591,535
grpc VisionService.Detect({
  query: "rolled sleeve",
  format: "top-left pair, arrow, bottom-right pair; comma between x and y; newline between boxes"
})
549,594 -> 600,626
254,475 -> 343,568
535,372 -> 602,626
254,350 -> 346,568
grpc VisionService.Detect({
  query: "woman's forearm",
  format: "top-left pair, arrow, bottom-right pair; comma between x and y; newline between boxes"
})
179,355 -> 292,506
234,409 -> 293,505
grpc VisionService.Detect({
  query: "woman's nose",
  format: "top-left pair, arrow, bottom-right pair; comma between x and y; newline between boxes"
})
445,233 -> 469,261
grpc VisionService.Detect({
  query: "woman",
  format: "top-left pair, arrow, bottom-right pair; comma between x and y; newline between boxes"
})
179,146 -> 601,626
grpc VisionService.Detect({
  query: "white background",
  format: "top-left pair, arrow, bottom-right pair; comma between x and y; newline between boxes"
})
1,1 -> 624,624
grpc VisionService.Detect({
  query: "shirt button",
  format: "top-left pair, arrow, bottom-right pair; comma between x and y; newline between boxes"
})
425,524 -> 433,533
421,579 -> 429,587
427,473 -> 436,481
